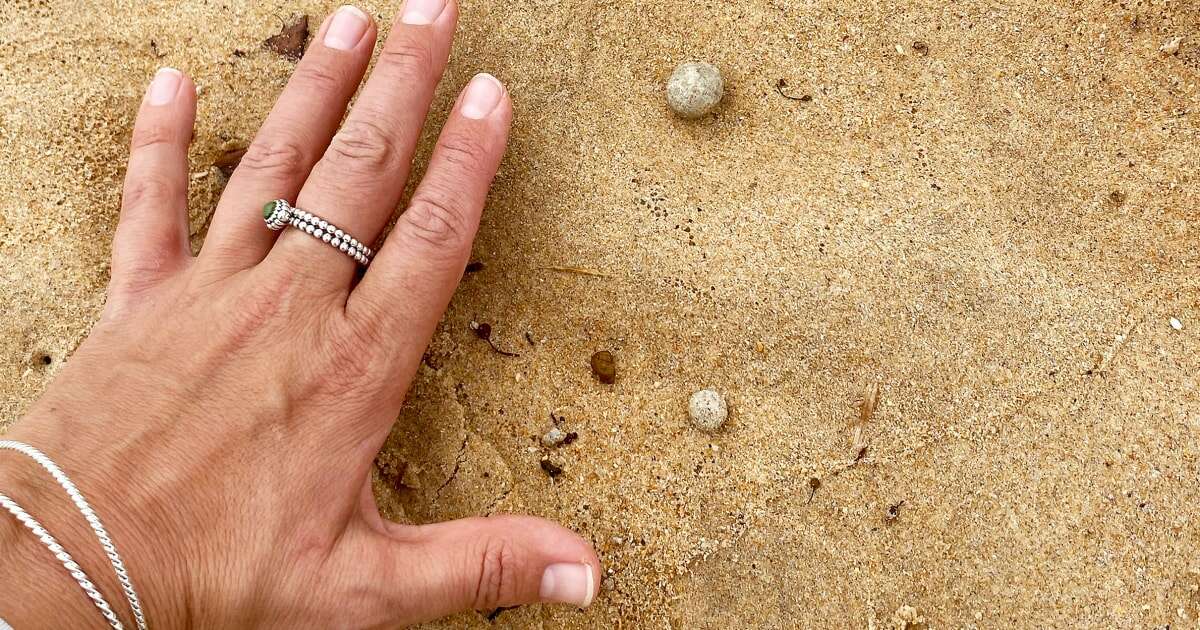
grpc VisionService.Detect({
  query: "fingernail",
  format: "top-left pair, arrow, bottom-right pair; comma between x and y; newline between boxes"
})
539,563 -> 595,608
460,73 -> 504,120
324,5 -> 370,50
400,0 -> 446,25
146,68 -> 182,106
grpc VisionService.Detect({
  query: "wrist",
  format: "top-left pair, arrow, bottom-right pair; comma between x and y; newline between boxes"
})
0,453 -> 110,628
0,417 -> 188,630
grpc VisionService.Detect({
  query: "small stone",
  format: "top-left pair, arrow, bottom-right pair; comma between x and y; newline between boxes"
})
689,389 -> 728,431
1170,317 -> 1183,330
666,61 -> 724,119
542,427 -> 567,447
1160,36 -> 1182,56
590,350 -> 616,384
262,201 -> 277,219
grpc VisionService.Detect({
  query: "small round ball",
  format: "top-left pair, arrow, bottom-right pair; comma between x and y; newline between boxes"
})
689,389 -> 728,431
667,62 -> 724,119
542,427 -> 567,447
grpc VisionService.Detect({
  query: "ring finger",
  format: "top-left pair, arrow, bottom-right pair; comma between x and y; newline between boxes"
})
265,0 -> 459,288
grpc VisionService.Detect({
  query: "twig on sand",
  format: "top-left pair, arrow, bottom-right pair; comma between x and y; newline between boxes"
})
848,383 -> 880,461
537,266 -> 613,278
774,78 -> 812,102
1092,317 -> 1141,375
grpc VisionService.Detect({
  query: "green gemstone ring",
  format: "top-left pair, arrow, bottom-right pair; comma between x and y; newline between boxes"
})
262,199 -> 373,267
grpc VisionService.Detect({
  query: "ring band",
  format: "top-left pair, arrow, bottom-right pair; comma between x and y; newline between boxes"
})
262,199 -> 373,267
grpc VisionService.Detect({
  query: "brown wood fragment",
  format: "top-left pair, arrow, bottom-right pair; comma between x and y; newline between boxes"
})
264,15 -> 309,61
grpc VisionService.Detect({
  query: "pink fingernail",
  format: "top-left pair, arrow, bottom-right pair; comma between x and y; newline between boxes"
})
324,5 -> 370,50
147,68 -> 182,106
460,73 -> 504,120
400,0 -> 446,25
539,563 -> 595,608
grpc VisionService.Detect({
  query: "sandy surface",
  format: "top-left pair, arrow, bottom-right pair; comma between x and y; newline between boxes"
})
2,0 -> 1199,627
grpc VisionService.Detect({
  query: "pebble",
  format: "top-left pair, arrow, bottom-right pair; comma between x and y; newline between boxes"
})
542,427 -> 568,447
590,350 -> 617,384
666,62 -> 724,119
1160,36 -> 1182,56
688,389 -> 728,431
1170,317 -> 1183,331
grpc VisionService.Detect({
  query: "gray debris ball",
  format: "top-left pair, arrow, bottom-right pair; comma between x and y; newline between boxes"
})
542,427 -> 568,447
689,389 -> 728,431
667,62 -> 724,119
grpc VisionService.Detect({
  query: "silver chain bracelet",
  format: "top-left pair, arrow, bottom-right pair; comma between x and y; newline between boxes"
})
0,493 -> 125,629
0,440 -> 146,629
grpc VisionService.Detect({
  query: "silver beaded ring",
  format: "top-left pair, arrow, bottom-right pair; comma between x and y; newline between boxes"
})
262,199 -> 374,267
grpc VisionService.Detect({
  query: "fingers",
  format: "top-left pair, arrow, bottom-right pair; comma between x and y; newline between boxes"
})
265,0 -> 459,285
197,6 -> 377,277
110,67 -> 196,308
346,74 -> 512,363
364,515 -> 600,624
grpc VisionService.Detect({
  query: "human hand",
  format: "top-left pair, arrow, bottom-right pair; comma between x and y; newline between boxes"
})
0,2 -> 599,627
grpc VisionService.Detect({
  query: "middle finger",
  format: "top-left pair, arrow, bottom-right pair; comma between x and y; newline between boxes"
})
266,0 -> 458,286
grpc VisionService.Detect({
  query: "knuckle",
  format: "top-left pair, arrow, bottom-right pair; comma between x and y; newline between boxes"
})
436,132 -> 489,173
472,536 -> 516,610
378,39 -> 435,82
122,174 -> 178,209
130,123 -> 177,152
308,326 -> 381,401
227,269 -> 296,342
238,136 -> 310,180
292,61 -> 345,97
325,119 -> 402,172
400,194 -> 472,253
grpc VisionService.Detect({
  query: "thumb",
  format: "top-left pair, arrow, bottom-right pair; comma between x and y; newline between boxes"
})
367,514 -> 601,624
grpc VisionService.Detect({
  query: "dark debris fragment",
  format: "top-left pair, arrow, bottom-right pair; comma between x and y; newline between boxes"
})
264,14 -> 309,61
540,458 -> 564,478
486,606 -> 516,622
472,322 -> 520,357
775,78 -> 812,102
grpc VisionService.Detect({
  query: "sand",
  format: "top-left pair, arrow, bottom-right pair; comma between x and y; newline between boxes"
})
2,0 -> 1199,627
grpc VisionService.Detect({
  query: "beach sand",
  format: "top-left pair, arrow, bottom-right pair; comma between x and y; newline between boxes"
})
1,0 -> 1198,627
